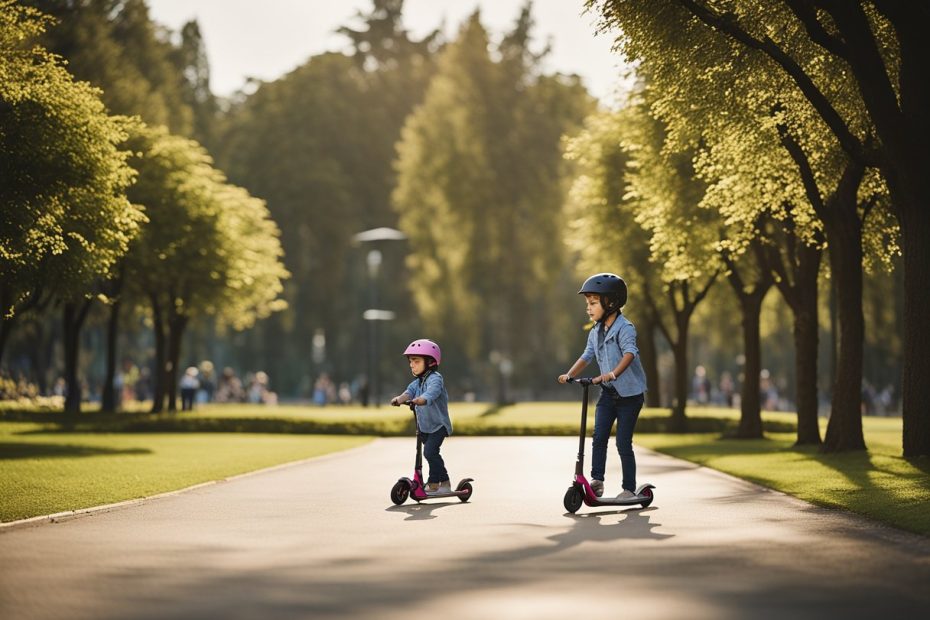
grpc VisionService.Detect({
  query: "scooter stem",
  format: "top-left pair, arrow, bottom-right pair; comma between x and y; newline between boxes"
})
576,382 -> 588,476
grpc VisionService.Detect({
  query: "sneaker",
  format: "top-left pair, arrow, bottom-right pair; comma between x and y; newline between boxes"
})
616,489 -> 636,500
424,482 -> 440,493
437,480 -> 452,493
590,479 -> 604,497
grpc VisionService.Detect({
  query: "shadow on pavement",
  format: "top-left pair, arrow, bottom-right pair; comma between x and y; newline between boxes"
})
384,500 -> 468,521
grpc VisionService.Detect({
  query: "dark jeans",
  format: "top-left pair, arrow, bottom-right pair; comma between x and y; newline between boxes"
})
591,388 -> 644,492
180,388 -> 196,411
420,428 -> 449,483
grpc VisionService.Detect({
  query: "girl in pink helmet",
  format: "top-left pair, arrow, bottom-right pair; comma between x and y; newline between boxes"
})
390,339 -> 454,493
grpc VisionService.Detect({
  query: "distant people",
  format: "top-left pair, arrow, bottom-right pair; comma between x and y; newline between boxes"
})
719,371 -> 735,408
198,360 -> 215,403
216,367 -> 244,403
760,369 -> 779,411
135,367 -> 152,402
338,382 -> 352,405
692,365 -> 711,405
357,376 -> 370,407
180,366 -> 200,411
313,372 -> 335,406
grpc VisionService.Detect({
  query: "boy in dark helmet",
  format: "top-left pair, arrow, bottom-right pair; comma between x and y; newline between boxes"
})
558,273 -> 647,499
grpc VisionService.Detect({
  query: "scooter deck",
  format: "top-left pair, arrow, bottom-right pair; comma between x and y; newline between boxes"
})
413,490 -> 470,501
586,494 -> 648,506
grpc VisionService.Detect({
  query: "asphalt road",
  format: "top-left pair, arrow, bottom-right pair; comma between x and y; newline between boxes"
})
1,436 -> 928,619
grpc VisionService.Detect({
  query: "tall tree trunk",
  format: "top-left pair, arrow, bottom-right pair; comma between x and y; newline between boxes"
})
900,205 -> 930,456
101,299 -> 122,412
645,276 -> 718,433
736,292 -> 765,438
822,170 -> 867,453
669,318 -> 689,431
638,314 -> 661,407
791,2 -> 930,455
793,274 -> 822,445
723,241 -> 773,440
166,312 -> 188,412
0,316 -> 15,369
150,295 -> 166,414
62,300 -> 92,418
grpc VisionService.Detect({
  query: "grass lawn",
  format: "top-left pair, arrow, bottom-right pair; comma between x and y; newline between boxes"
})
635,417 -> 930,536
0,421 -> 371,523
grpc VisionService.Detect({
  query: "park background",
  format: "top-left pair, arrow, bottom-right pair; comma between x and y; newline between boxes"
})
3,0 -> 929,531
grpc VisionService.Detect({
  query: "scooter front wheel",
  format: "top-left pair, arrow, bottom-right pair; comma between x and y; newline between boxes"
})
390,481 -> 410,505
639,486 -> 654,508
564,486 -> 583,513
457,481 -> 473,503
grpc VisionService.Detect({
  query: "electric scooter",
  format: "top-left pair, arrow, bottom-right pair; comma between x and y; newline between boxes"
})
390,402 -> 473,505
562,377 -> 655,513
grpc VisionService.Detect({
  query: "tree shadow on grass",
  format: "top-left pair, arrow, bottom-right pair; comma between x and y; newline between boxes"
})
0,442 -> 151,460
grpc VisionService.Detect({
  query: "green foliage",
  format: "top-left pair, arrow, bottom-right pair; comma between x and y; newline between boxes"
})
215,5 -> 439,389
123,124 -> 288,328
0,0 -> 143,317
393,9 -> 594,383
25,0 -> 195,135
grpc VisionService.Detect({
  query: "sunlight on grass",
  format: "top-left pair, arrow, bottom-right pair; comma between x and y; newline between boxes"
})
0,422 -> 371,522
635,418 -> 930,536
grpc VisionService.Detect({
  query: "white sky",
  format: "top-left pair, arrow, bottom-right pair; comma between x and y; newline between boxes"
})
146,0 -> 633,105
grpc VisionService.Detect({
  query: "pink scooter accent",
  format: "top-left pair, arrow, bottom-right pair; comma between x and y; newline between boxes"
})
562,377 -> 655,512
390,402 -> 473,505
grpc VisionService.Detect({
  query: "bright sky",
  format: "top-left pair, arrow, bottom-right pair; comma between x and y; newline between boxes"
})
146,0 -> 633,105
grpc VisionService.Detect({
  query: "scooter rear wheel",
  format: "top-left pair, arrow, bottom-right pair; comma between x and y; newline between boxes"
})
457,481 -> 473,502
390,481 -> 409,505
639,486 -> 654,508
564,486 -> 583,513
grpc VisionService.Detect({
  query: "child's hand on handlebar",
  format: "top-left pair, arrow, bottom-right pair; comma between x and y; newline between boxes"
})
411,397 -> 426,406
390,396 -> 403,406
557,374 -> 571,384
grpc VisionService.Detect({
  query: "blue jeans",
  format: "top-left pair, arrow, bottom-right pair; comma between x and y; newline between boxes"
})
591,389 -> 644,492
421,428 -> 448,483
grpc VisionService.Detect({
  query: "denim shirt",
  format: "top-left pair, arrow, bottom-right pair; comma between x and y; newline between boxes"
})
581,314 -> 648,397
404,371 -> 453,435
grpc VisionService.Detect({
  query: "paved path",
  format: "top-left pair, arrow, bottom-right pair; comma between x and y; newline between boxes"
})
2,437 -> 928,619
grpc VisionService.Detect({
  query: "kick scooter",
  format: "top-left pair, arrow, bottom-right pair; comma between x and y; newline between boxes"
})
390,402 -> 473,505
562,377 -> 654,513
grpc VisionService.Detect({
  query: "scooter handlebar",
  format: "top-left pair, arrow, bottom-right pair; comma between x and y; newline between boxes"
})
566,377 -> 595,386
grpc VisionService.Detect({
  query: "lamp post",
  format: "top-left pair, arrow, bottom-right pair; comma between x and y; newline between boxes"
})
353,228 -> 406,407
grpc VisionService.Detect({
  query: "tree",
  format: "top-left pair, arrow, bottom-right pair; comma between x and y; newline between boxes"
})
589,0 -> 900,451
25,0 -> 194,135
215,2 -> 440,394
0,1 -> 143,416
621,96 -> 720,430
123,125 -> 287,412
393,8 -> 593,397
564,110 -> 665,407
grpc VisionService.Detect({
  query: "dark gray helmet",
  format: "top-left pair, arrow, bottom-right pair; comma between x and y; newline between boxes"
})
578,273 -> 627,317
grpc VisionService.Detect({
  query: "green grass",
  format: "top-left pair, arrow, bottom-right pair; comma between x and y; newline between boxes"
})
0,421 -> 371,522
635,417 -> 930,536
0,401 -> 795,435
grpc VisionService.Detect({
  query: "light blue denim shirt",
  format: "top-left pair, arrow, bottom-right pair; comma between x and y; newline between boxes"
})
580,314 -> 648,397
404,371 -> 453,435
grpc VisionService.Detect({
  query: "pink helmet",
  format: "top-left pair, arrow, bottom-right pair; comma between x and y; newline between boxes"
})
403,339 -> 441,365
